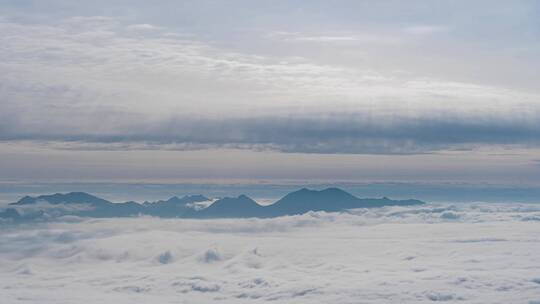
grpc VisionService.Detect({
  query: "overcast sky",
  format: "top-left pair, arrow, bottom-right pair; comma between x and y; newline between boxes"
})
1,0 -> 539,184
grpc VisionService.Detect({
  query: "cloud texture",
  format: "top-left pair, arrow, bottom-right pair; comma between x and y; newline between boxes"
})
1,203 -> 540,303
0,13 -> 539,154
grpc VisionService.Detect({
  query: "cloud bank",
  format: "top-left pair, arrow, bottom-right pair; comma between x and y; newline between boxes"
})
2,114 -> 540,154
0,14 -> 539,154
1,203 -> 540,303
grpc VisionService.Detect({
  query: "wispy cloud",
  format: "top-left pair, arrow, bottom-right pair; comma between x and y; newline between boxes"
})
294,35 -> 360,42
126,23 -> 163,31
0,15 -> 539,155
268,31 -> 402,44
403,25 -> 450,36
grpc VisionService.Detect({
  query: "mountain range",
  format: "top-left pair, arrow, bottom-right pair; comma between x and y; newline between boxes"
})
1,188 -> 424,221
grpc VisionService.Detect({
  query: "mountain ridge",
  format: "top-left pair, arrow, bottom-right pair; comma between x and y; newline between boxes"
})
4,188 -> 424,220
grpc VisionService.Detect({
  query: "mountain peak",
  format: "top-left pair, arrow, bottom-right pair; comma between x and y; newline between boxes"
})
15,195 -> 35,205
167,194 -> 210,204
7,188 -> 424,219
11,192 -> 110,206
198,195 -> 261,218
166,196 -> 181,202
283,187 -> 355,199
267,187 -> 371,215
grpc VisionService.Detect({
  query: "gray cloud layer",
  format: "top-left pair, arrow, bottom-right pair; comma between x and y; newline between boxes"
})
2,113 -> 539,154
1,1 -> 539,155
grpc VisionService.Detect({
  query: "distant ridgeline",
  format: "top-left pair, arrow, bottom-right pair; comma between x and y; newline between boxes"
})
0,188 -> 424,221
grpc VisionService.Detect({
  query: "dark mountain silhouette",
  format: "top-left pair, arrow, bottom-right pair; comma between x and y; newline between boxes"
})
191,188 -> 423,218
3,188 -> 424,220
264,187 -> 423,216
144,195 -> 210,217
8,192 -> 210,218
197,195 -> 263,218
9,192 -> 143,218
12,192 -> 111,207
144,195 -> 209,207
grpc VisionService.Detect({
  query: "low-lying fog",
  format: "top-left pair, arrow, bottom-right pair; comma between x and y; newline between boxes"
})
1,203 -> 540,303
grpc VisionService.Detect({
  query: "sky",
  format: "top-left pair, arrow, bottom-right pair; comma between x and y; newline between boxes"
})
0,0 -> 540,185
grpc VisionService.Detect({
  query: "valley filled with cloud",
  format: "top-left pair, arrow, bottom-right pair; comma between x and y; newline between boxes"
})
2,203 -> 540,303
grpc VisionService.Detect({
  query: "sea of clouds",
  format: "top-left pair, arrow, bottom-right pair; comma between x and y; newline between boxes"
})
1,203 -> 540,303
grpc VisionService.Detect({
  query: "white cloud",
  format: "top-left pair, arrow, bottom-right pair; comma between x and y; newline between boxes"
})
1,203 -> 540,302
273,32 -> 402,45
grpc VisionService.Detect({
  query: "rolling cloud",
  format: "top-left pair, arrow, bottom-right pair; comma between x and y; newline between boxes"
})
1,202 -> 540,303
